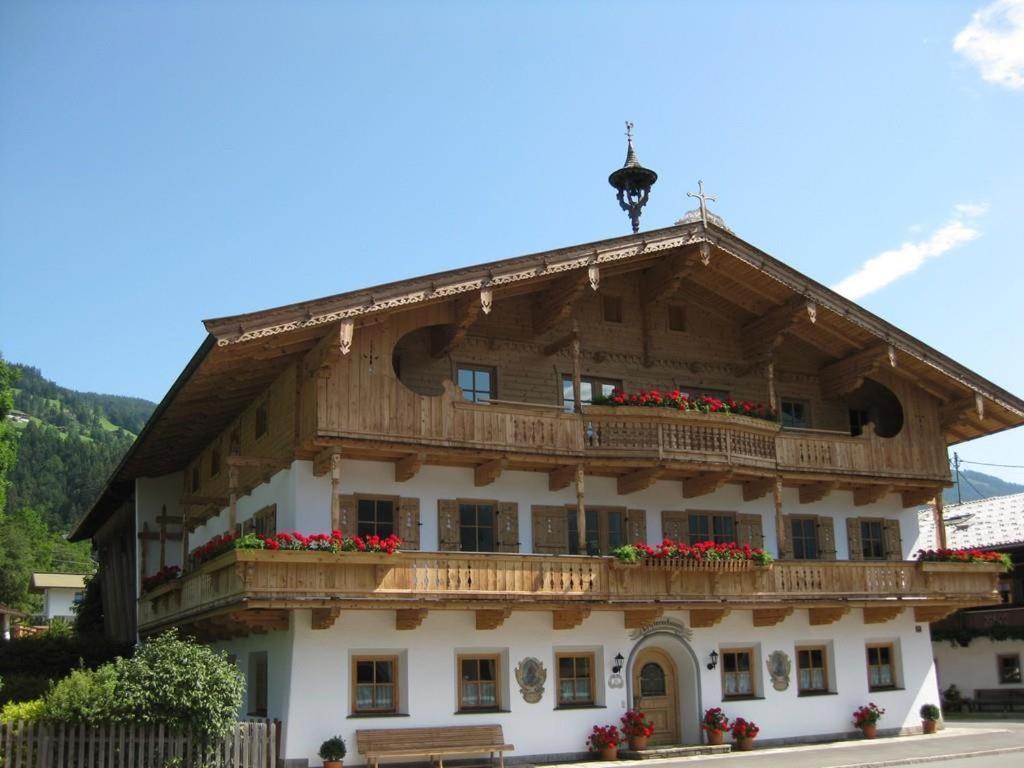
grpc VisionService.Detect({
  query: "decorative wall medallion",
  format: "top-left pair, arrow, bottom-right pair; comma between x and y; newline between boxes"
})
515,657 -> 546,703
766,650 -> 791,692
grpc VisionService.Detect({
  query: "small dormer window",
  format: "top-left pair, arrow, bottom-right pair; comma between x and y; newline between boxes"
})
668,304 -> 687,332
602,295 -> 623,323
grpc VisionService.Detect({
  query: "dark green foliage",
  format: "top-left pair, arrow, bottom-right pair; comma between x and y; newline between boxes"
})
111,630 -> 244,738
0,674 -> 52,705
920,703 -> 941,720
0,634 -> 131,704
319,736 -> 347,760
0,357 -> 18,516
932,621 -> 1024,647
73,572 -> 106,636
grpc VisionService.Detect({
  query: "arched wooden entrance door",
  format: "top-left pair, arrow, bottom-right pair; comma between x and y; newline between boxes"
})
631,647 -> 679,746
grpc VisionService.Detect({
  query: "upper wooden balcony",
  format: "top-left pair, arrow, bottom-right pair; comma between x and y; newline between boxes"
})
315,381 -> 950,490
138,549 -> 999,637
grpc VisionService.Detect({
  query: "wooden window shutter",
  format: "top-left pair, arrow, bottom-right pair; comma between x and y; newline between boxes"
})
662,511 -> 688,542
883,520 -> 903,561
779,515 -> 794,559
496,502 -> 520,553
437,499 -> 461,551
626,509 -> 647,544
398,497 -> 420,550
846,517 -> 863,561
531,506 -> 568,554
816,517 -> 837,560
736,513 -> 764,550
334,494 -> 356,533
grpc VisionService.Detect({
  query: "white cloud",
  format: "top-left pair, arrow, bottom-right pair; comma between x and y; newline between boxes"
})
954,0 -> 1024,89
832,205 -> 985,301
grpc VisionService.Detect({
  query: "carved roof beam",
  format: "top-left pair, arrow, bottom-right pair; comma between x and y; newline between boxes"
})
549,464 -> 579,492
940,392 -> 986,431
741,297 -> 818,359
902,486 -> 942,509
639,248 -> 702,306
431,296 -> 483,358
533,270 -> 590,336
914,605 -> 958,623
742,477 -> 775,502
673,282 -> 745,322
542,328 -> 579,357
819,342 -> 895,399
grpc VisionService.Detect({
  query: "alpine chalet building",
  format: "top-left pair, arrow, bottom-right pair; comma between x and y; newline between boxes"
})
73,206 -> 1023,764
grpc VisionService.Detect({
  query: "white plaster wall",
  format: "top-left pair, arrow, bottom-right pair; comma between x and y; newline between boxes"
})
136,473 -> 184,584
933,637 -> 1024,694
218,607 -> 938,765
42,587 -> 80,619
191,466 -> 295,545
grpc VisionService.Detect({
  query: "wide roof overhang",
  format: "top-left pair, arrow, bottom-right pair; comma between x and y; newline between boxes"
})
70,221 -> 1024,540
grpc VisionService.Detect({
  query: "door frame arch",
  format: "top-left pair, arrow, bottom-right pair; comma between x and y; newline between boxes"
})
625,631 -> 704,746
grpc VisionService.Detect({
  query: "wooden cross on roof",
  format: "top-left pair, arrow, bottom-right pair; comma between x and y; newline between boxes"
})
686,179 -> 717,229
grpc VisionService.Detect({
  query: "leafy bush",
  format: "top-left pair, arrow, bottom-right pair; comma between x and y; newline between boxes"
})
920,703 -> 941,721
44,665 -> 118,723
319,736 -> 347,761
112,629 -> 243,738
1,698 -> 46,723
41,617 -> 74,639
0,674 -> 51,705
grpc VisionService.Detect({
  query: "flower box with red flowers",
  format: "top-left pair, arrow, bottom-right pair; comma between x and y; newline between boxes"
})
141,565 -> 182,594
916,548 -> 1011,571
612,540 -> 774,567
591,389 -> 778,423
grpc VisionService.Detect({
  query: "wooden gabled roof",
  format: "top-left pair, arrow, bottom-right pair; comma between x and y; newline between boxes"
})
71,220 -> 1024,540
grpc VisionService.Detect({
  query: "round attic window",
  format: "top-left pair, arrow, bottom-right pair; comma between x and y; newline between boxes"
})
391,324 -> 455,397
848,378 -> 904,439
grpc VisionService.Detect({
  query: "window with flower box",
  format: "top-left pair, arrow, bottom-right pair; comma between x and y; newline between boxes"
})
357,495 -> 397,538
352,655 -> 398,714
796,646 -> 829,695
721,649 -> 755,698
562,375 -> 622,412
457,654 -> 500,712
556,652 -> 595,707
687,512 -> 736,545
567,507 -> 625,555
866,643 -> 896,691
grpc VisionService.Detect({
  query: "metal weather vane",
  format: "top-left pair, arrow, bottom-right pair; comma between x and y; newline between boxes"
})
608,122 -> 658,234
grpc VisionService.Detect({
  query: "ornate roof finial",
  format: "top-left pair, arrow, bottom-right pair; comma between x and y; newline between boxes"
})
608,122 -> 658,234
686,179 -> 717,229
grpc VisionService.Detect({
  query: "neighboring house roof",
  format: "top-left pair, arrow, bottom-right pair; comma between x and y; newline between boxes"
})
70,219 -> 1024,541
917,492 -> 1024,550
29,573 -> 88,592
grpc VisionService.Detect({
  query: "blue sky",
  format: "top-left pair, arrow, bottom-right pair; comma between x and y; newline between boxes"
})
2,1 -> 1023,483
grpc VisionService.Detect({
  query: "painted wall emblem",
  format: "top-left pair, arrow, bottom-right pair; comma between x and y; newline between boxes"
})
766,650 -> 791,691
628,617 -> 693,642
515,657 -> 546,703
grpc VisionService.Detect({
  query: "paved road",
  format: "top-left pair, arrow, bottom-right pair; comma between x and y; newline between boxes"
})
540,720 -> 1024,768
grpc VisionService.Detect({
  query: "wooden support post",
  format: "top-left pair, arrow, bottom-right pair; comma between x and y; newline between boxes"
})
933,493 -> 947,549
774,477 -> 786,559
575,464 -> 586,554
570,320 -> 582,414
330,451 -> 343,529
140,521 -> 149,576
228,465 -> 240,533
767,359 -> 777,413
180,508 -> 190,566
158,504 -> 167,570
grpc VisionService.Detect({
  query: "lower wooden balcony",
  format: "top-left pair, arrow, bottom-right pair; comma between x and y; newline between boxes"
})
138,551 -> 1000,638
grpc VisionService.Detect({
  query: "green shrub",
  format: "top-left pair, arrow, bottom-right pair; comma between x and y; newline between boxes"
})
1,698 -> 46,723
44,665 -> 118,723
112,629 -> 244,738
920,703 -> 941,721
319,736 -> 346,761
0,634 -> 130,683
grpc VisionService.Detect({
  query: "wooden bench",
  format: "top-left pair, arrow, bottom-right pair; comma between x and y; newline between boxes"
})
974,688 -> 1024,712
356,725 -> 514,768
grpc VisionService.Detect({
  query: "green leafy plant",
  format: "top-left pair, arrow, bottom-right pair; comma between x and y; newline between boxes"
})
0,698 -> 46,723
111,629 -> 244,739
44,665 -> 118,722
919,703 -> 940,721
319,736 -> 347,761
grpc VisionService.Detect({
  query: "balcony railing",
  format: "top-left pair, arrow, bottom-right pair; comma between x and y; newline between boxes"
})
138,550 -> 1000,633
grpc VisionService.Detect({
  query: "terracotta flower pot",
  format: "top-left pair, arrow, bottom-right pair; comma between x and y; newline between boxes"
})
735,736 -> 755,751
598,745 -> 619,761
861,723 -> 877,739
922,719 -> 938,734
707,730 -> 725,746
628,735 -> 649,751
323,761 -> 343,768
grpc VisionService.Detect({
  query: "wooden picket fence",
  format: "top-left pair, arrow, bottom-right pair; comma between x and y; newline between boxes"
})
0,720 -> 277,768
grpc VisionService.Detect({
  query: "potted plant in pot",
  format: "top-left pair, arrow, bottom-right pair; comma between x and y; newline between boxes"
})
701,707 -> 731,746
730,717 -> 759,751
852,703 -> 885,739
621,710 -> 655,751
920,703 -> 941,734
586,724 -> 624,761
319,736 -> 346,768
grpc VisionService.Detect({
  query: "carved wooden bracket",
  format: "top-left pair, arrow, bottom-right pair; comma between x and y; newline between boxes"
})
553,607 -> 590,630
640,249 -> 702,307
853,485 -> 892,507
819,343 -> 895,399
474,458 -> 507,487
617,466 -> 663,496
313,446 -> 343,477
901,487 -> 941,508
549,464 -> 579,492
741,297 -> 817,359
395,452 -> 425,483
863,606 -> 903,624
311,607 -> 341,630
939,393 -> 986,431
624,608 -> 663,629
476,608 -> 512,630
742,477 -> 774,502
431,296 -> 483,358
533,271 -> 589,336
338,318 -> 355,356
683,471 -> 732,499
913,605 -> 957,623
799,481 -> 838,505
396,608 -> 428,630
808,606 -> 849,626
689,608 -> 729,628
752,607 -> 793,627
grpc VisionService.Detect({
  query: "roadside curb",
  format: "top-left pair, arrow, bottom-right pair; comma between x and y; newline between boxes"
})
822,745 -> 1024,768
